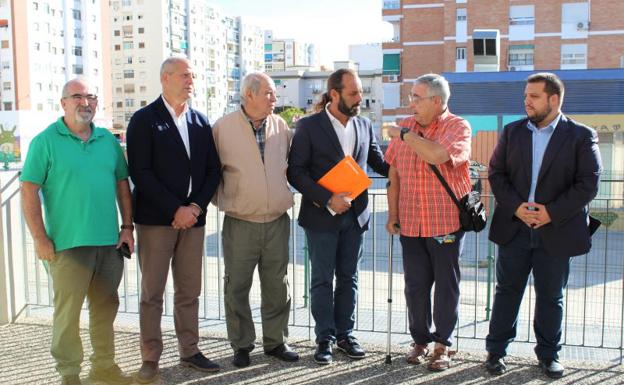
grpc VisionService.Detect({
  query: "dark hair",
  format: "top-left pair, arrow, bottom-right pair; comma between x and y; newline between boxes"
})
314,68 -> 358,112
527,72 -> 565,100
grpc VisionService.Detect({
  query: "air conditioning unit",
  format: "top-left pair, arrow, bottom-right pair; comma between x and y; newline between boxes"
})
509,66 -> 517,71
577,21 -> 589,31
387,74 -> 399,82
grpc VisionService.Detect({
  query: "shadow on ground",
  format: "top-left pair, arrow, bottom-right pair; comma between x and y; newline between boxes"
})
0,320 -> 622,385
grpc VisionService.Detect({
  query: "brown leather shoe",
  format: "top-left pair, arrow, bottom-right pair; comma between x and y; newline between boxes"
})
136,361 -> 159,384
406,343 -> 429,365
427,343 -> 455,372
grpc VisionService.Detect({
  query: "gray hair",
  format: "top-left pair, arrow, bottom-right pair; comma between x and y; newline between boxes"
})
61,77 -> 88,98
160,56 -> 189,77
240,72 -> 274,105
415,73 -> 450,107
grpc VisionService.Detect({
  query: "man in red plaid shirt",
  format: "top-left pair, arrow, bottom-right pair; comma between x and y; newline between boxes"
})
386,73 -> 471,372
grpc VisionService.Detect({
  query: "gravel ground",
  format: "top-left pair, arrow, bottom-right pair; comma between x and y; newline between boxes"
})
0,318 -> 622,385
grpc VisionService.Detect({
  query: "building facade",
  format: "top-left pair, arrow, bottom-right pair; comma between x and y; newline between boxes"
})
109,0 -> 264,129
264,30 -> 318,72
381,0 -> 624,122
0,0 -> 111,161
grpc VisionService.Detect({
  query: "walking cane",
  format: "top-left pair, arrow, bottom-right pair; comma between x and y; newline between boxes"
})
385,232 -> 394,364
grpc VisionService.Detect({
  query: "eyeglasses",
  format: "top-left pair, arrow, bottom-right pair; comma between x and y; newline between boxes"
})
65,94 -> 98,102
408,93 -> 434,104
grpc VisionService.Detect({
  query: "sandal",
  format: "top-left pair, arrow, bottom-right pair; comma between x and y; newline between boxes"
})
427,344 -> 456,372
406,343 -> 429,365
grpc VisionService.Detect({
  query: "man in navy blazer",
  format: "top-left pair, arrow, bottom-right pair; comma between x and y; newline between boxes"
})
126,57 -> 221,383
287,68 -> 388,364
484,73 -> 602,379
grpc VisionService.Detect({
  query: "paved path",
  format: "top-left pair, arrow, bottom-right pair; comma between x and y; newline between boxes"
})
1,318 -> 622,385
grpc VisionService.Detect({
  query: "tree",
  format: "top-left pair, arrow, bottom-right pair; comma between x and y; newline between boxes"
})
278,107 -> 305,128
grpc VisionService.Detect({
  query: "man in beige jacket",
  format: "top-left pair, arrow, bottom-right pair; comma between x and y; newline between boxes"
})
212,72 -> 298,368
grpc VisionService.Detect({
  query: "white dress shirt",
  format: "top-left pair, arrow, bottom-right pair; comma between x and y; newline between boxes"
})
162,95 -> 192,196
325,103 -> 355,156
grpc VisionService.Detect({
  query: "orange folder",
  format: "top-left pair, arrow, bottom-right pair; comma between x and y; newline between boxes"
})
317,155 -> 372,200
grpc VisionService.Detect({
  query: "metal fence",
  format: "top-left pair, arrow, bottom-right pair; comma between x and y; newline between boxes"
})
2,172 -> 623,361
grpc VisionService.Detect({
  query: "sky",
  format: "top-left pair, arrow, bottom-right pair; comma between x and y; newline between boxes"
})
209,0 -> 392,67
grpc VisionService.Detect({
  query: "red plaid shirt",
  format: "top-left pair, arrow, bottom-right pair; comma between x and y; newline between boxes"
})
385,110 -> 472,237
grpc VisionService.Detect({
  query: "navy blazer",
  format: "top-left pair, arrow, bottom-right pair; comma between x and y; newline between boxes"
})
488,115 -> 602,257
126,97 -> 221,227
287,110 -> 389,232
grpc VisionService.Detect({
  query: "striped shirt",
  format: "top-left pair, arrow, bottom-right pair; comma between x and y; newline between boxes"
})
385,110 -> 472,237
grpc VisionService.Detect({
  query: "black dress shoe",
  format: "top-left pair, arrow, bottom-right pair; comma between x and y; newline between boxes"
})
180,352 -> 220,372
538,358 -> 564,379
233,349 -> 251,368
485,354 -> 506,375
337,336 -> 366,359
314,341 -> 333,365
265,343 -> 299,362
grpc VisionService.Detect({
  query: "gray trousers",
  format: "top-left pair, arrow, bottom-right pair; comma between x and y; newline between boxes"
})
222,214 -> 291,352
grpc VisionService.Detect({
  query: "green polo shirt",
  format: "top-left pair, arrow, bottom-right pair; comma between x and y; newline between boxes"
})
21,118 -> 129,252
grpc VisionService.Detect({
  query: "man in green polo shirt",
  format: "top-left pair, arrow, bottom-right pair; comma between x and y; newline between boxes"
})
21,78 -> 134,385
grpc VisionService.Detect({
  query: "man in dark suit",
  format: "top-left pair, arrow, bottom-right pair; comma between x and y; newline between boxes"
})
485,73 -> 602,378
287,68 -> 389,365
126,57 -> 221,383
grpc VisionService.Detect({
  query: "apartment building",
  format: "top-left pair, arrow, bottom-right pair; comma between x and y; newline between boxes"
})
109,0 -> 264,129
0,0 -> 111,160
270,61 -> 384,132
381,0 -> 624,122
264,30 -> 318,72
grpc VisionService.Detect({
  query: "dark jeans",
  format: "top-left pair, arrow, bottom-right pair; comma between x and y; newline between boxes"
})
400,231 -> 465,347
305,213 -> 363,343
486,227 -> 571,360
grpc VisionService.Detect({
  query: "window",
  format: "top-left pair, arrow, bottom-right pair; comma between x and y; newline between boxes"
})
114,30 -> 120,36
456,8 -> 467,22
116,101 -> 123,108
140,100 -> 147,107
383,53 -> 400,75
3,102 -> 12,110
115,87 -> 122,93
3,82 -> 11,90
138,57 -> 146,63
72,9 -> 81,20
474,39 -> 496,56
34,42 -> 40,50
114,44 -> 121,51
138,42 -> 145,48
123,41 -> 133,49
456,47 -> 466,60
93,50 -> 98,58
125,14 -> 132,21
72,64 -> 83,74
138,27 -> 144,34
122,0 -> 131,6
123,70 -> 134,78
124,84 -> 135,93
122,25 -> 133,37
72,46 -> 82,56
126,56 -> 133,64
125,98 -> 134,107
74,28 -> 81,38
561,44 -> 587,69
509,5 -> 535,25
1,61 -> 10,69
33,2 -> 38,10
139,85 -> 146,92
508,45 -> 534,66
1,40 -> 8,49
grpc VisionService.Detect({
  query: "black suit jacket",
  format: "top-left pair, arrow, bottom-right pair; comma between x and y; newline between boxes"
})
287,110 -> 389,232
126,97 -> 221,226
488,115 -> 602,257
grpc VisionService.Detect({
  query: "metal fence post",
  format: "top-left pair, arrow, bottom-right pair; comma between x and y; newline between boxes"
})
485,194 -> 496,321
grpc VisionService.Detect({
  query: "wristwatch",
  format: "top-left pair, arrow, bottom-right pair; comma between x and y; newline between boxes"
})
400,127 -> 410,141
120,224 -> 134,231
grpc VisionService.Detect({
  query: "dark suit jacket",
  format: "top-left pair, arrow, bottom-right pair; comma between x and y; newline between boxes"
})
126,97 -> 221,227
488,115 -> 602,257
287,110 -> 389,232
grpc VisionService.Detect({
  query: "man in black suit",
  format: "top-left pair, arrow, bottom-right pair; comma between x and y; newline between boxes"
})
287,68 -> 389,365
485,73 -> 602,378
126,57 -> 221,383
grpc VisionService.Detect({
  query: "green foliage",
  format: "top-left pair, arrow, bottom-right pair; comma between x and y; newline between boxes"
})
278,107 -> 305,128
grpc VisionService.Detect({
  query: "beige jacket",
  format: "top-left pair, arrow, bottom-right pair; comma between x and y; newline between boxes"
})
212,109 -> 294,223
